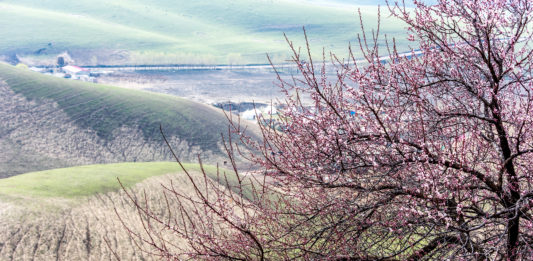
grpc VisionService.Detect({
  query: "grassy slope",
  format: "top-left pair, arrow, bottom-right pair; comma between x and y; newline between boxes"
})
0,63 -> 247,152
0,161 -> 251,214
0,162 -> 243,260
0,162 -> 211,198
0,0 -> 408,64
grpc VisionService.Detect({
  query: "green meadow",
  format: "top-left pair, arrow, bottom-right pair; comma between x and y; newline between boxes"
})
0,162 -> 209,199
0,0 -> 408,65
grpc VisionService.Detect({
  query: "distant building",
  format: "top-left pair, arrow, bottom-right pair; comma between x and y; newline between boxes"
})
59,65 -> 95,82
62,65 -> 86,75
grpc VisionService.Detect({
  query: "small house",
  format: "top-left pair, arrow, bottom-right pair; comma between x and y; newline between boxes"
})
62,65 -> 86,75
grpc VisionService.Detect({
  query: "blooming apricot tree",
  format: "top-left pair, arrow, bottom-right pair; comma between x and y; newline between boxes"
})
124,0 -> 533,260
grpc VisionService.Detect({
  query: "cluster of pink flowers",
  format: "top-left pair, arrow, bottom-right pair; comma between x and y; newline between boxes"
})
124,0 -> 533,259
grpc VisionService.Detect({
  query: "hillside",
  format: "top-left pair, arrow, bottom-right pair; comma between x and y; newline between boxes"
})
0,162 -> 242,260
0,162 -> 218,199
0,63 -> 259,178
0,0 -> 408,65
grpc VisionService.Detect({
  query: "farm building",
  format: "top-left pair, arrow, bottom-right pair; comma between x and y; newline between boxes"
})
62,65 -> 86,75
60,65 -> 95,82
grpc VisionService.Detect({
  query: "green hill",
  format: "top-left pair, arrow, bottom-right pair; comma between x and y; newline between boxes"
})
0,162 -> 214,199
0,162 -> 247,260
0,63 -> 259,178
0,0 -> 408,65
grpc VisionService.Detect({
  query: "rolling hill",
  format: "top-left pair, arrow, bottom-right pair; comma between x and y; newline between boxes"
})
0,162 -> 216,199
0,0 -> 408,65
0,162 -> 242,260
0,63 -> 259,178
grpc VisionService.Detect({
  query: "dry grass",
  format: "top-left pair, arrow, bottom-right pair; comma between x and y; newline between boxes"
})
0,172 -> 210,260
